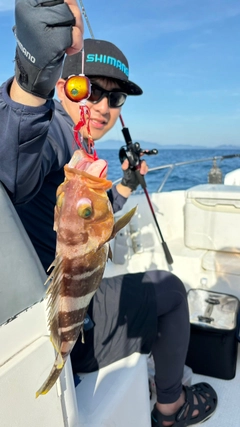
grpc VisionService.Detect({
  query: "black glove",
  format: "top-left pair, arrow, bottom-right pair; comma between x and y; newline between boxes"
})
121,168 -> 140,192
14,0 -> 76,99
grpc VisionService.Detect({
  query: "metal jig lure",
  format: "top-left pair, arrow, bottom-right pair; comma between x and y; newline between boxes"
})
64,49 -> 96,156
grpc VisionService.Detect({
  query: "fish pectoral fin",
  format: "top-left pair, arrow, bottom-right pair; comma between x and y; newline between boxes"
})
108,245 -> 113,261
110,206 -> 138,239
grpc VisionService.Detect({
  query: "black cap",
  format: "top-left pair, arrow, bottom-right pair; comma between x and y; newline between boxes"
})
61,38 -> 143,96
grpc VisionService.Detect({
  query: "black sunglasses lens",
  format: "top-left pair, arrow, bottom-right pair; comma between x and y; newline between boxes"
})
88,83 -> 127,108
109,92 -> 127,108
88,85 -> 103,103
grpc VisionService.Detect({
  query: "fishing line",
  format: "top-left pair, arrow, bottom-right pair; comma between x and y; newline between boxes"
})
77,0 -> 173,265
78,0 -> 95,39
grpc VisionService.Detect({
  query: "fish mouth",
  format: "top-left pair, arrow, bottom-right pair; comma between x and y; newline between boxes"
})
68,149 -> 108,178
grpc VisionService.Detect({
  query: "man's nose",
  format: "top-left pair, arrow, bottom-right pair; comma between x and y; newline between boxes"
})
94,95 -> 110,113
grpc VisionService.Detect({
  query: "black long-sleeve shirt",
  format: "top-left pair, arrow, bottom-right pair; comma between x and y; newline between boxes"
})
0,78 -> 127,271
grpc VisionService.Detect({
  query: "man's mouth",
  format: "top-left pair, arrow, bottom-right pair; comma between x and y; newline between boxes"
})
90,118 -> 107,129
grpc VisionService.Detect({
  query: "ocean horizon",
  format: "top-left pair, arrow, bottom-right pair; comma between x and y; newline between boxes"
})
97,147 -> 240,192
96,139 -> 240,151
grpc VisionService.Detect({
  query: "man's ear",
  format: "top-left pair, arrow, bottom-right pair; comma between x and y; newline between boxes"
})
56,79 -> 66,101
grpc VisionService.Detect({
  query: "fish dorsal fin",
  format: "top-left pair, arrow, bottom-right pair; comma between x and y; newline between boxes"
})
110,206 -> 137,240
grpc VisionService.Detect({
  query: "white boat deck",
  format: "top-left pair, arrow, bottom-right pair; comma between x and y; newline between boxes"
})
191,344 -> 240,426
150,344 -> 240,426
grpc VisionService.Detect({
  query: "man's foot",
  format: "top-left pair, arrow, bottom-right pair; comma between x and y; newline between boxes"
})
151,382 -> 217,427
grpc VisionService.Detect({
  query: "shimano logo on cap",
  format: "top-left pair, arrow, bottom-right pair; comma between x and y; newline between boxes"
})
15,35 -> 35,64
86,54 -> 129,77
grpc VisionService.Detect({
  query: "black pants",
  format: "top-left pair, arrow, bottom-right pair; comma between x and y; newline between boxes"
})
151,271 -> 190,403
71,270 -> 190,404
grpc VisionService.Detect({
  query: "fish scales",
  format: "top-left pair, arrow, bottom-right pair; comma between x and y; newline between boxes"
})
36,149 -> 137,397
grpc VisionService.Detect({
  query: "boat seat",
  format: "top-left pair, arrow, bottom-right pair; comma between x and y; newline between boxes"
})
75,353 -> 151,427
0,183 -> 46,326
0,182 -> 78,426
202,250 -> 240,276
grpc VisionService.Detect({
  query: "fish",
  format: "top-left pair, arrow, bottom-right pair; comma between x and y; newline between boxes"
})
36,149 -> 136,397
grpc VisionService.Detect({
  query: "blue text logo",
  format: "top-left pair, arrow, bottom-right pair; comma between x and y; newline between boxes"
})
86,54 -> 129,77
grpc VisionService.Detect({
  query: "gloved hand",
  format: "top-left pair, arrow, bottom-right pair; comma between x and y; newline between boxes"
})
121,167 -> 140,192
14,0 -> 80,99
119,144 -> 149,192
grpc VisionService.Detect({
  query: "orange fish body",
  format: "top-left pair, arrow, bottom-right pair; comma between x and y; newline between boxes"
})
36,150 -> 136,397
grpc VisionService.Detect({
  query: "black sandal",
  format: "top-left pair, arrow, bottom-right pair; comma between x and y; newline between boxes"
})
151,382 -> 218,427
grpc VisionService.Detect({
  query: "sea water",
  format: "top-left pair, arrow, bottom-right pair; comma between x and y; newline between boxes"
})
98,148 -> 240,193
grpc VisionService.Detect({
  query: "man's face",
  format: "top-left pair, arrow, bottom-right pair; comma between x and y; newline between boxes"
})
57,77 -> 123,141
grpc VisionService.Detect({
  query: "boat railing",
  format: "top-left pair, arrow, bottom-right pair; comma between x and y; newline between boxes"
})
113,153 -> 240,193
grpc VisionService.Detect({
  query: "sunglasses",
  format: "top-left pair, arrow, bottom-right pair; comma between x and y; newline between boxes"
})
88,82 -> 127,108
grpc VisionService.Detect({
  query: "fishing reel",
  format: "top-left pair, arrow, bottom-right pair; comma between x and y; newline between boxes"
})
119,141 -> 158,170
119,139 -> 158,191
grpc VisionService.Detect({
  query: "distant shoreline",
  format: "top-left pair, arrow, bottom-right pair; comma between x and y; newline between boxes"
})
96,143 -> 240,150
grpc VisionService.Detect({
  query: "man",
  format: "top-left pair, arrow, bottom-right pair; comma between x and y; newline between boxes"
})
11,36 -> 148,273
0,1 -> 217,426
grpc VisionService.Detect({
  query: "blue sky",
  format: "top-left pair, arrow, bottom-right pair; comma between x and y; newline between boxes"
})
1,0 -> 240,146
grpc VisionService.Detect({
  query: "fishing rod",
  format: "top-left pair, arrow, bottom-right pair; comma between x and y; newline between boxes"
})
78,0 -> 173,265
119,116 -> 173,265
78,0 -> 95,39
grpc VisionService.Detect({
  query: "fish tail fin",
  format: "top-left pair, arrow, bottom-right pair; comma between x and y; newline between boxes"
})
35,353 -> 65,398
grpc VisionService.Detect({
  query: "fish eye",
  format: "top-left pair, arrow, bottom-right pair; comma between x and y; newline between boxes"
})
77,198 -> 92,218
56,192 -> 65,208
